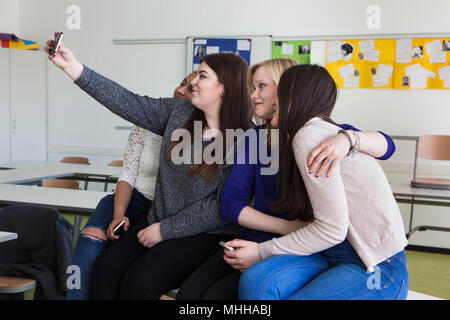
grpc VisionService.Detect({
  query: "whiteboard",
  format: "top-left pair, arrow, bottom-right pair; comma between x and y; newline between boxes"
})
186,35 -> 272,74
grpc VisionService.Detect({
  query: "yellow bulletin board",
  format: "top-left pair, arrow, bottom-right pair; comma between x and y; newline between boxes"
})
394,38 -> 450,90
325,39 -> 396,89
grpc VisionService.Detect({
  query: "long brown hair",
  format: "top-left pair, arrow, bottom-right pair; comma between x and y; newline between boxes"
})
273,64 -> 338,221
167,53 -> 253,182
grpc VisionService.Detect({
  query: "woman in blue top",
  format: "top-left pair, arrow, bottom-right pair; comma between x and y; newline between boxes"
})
176,58 -> 396,300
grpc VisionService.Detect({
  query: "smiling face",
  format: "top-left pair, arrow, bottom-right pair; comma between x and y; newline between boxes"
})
250,66 -> 278,120
190,62 -> 224,115
173,72 -> 196,100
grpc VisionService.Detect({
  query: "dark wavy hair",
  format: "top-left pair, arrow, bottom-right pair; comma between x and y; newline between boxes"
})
167,53 -> 253,182
272,64 -> 338,221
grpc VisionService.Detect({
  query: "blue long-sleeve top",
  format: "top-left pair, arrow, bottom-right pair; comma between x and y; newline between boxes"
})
219,124 -> 396,243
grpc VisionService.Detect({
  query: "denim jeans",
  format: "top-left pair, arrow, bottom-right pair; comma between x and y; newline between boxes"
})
66,188 -> 152,300
239,239 -> 409,300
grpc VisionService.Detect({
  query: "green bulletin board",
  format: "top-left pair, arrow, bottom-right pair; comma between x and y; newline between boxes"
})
272,40 -> 311,64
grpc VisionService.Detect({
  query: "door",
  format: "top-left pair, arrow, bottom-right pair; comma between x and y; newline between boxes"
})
0,49 -> 10,162
10,49 -> 46,162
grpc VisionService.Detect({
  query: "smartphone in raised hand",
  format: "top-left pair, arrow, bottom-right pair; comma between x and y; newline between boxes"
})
48,32 -> 63,55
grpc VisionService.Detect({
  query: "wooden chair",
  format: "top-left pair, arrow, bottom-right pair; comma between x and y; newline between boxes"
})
42,179 -> 80,190
411,135 -> 450,190
108,160 -> 123,167
61,157 -> 90,189
407,135 -> 450,239
0,276 -> 36,300
60,156 -> 90,165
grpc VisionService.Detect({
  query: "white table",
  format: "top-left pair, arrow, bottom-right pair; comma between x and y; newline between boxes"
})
0,231 -> 18,243
0,184 -> 111,245
387,173 -> 450,239
0,162 -> 121,188
0,161 -> 121,176
0,162 -> 119,244
0,184 -> 110,214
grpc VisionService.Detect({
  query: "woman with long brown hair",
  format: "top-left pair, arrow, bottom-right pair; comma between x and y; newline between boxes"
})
44,35 -> 252,299
237,64 -> 408,300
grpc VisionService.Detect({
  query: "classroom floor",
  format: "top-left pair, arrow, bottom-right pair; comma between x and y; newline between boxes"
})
13,214 -> 450,300
405,250 -> 450,300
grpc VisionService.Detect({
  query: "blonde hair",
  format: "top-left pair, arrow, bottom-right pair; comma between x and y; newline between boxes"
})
247,58 -> 298,95
247,58 -> 298,136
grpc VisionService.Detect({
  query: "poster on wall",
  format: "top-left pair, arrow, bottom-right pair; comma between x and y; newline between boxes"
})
192,38 -> 252,72
271,40 -> 311,64
325,39 -> 395,89
394,38 -> 450,89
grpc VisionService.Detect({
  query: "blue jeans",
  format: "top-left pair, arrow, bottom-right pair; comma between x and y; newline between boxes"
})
66,188 -> 152,300
239,239 -> 409,300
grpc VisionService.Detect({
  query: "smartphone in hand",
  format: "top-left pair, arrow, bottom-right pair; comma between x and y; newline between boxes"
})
49,32 -> 63,55
113,219 -> 126,236
219,241 -> 235,251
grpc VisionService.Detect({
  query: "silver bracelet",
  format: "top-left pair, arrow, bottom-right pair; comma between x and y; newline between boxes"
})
348,130 -> 360,157
337,130 -> 355,156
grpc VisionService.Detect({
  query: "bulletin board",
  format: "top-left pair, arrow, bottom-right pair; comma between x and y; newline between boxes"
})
324,37 -> 450,90
271,40 -> 312,64
325,39 -> 396,89
393,38 -> 450,89
186,36 -> 272,74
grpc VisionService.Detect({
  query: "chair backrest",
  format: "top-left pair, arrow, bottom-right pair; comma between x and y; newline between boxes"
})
109,160 -> 123,167
417,135 -> 450,161
42,179 -> 80,190
60,157 -> 90,165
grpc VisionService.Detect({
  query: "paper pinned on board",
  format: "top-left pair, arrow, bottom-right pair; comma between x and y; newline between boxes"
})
326,40 -> 342,63
404,63 -> 438,89
396,38 -> 412,63
410,78 -> 428,90
237,39 -> 251,51
424,39 -> 448,64
327,51 -> 342,63
430,51 -> 447,63
358,39 -> 375,52
377,64 -> 394,78
344,76 -> 359,88
444,79 -> 450,88
363,50 -> 380,62
339,64 -> 355,78
405,63 -> 424,77
425,39 -> 442,55
327,40 -> 341,53
438,65 -> 450,87
206,46 -> 220,55
372,75 -> 390,87
281,43 -> 294,55
438,65 -> 450,79
194,39 -> 207,45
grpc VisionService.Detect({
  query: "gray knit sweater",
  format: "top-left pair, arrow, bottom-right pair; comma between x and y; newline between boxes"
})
74,66 -> 242,240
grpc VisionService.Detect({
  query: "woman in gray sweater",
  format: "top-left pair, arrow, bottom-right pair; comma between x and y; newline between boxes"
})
45,36 -> 252,299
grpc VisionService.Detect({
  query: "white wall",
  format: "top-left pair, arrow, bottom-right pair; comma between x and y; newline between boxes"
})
0,0 -> 19,35
12,0 -> 450,249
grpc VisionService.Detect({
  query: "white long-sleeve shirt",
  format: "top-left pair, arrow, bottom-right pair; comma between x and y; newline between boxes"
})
258,118 -> 408,272
118,125 -> 162,201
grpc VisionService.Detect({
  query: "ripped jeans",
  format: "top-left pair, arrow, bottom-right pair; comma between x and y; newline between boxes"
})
66,188 -> 152,300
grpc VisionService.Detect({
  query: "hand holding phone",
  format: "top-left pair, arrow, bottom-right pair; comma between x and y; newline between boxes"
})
219,241 -> 235,251
48,32 -> 64,56
113,219 -> 126,236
